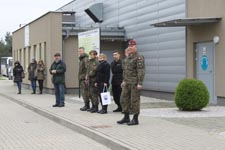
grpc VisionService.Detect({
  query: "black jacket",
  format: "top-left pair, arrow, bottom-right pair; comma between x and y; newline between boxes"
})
111,59 -> 123,85
96,60 -> 110,85
13,62 -> 24,82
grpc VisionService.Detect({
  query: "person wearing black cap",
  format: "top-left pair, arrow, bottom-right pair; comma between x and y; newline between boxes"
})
117,40 -> 145,126
49,53 -> 66,107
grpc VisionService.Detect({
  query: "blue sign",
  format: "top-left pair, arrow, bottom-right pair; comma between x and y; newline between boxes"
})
201,55 -> 208,71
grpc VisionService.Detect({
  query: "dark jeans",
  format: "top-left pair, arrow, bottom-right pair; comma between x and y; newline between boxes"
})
16,82 -> 22,92
54,83 -> 65,105
98,83 -> 108,110
112,84 -> 122,109
30,79 -> 36,92
38,80 -> 43,92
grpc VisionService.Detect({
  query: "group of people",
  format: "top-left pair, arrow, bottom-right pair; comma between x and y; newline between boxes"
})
13,58 -> 46,94
79,40 -> 145,125
13,39 -> 145,125
13,52 -> 66,108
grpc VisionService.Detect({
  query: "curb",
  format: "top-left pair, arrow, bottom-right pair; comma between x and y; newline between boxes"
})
0,93 -> 135,150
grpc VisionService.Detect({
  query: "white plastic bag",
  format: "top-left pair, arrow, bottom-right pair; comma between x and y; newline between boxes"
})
100,86 -> 111,105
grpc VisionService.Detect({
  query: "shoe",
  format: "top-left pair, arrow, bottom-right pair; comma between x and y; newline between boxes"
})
58,104 -> 65,107
117,113 -> 130,124
90,105 -> 98,113
80,105 -> 90,111
87,106 -> 94,112
39,91 -> 42,94
17,92 -> 21,94
99,110 -> 107,114
127,114 -> 139,126
52,104 -> 59,107
97,109 -> 103,113
31,91 -> 36,94
113,108 -> 122,112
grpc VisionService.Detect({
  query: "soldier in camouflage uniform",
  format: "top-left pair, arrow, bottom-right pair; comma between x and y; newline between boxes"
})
119,48 -> 129,113
117,40 -> 145,126
86,50 -> 99,113
78,47 -> 90,111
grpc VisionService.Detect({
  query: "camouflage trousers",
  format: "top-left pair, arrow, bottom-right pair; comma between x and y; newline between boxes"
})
80,80 -> 89,104
88,85 -> 99,106
120,83 -> 141,114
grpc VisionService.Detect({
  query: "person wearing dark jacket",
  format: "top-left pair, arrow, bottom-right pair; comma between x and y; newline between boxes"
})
13,61 -> 24,94
49,53 -> 66,107
36,60 -> 45,94
28,58 -> 37,94
95,53 -> 110,114
111,50 -> 123,112
78,47 -> 90,111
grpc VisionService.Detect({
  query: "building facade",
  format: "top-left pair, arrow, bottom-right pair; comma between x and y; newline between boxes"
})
57,0 -> 187,97
13,0 -> 186,98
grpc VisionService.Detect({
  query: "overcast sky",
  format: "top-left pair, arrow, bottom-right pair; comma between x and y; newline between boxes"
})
0,0 -> 73,40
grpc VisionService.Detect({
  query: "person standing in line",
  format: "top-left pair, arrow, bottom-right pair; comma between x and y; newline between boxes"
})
13,61 -> 24,94
86,50 -> 99,113
119,48 -> 130,114
28,58 -> 37,94
78,47 -> 90,111
49,53 -> 66,107
95,53 -> 110,114
111,50 -> 123,112
117,40 -> 145,126
36,60 -> 45,94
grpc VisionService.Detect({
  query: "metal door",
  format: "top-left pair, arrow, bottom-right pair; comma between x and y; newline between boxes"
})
196,42 -> 216,104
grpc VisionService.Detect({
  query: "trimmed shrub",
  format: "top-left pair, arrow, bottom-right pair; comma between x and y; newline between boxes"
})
175,78 -> 209,111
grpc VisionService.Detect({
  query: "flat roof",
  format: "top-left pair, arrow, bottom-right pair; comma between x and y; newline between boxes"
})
151,17 -> 222,27
13,11 -> 62,34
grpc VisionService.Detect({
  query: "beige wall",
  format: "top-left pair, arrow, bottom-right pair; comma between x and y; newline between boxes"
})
187,0 -> 225,96
64,36 -> 79,88
13,12 -> 62,89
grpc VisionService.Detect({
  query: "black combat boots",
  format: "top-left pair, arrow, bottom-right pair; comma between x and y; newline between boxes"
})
80,103 -> 90,111
87,104 -> 94,112
127,114 -> 139,126
90,105 -> 98,113
117,113 -> 130,124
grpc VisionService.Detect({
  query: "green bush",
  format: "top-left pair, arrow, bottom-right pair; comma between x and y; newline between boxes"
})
175,78 -> 209,111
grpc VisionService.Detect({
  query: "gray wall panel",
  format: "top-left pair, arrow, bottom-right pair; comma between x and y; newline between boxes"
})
58,0 -> 186,92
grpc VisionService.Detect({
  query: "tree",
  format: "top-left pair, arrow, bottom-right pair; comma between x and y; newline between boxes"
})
0,32 -> 12,57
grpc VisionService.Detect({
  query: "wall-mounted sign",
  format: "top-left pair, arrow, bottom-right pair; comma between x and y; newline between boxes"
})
78,28 -> 100,56
201,55 -> 208,71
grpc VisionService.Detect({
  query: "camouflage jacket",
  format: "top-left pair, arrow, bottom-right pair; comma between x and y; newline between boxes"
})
123,52 -> 145,85
78,53 -> 89,81
86,57 -> 99,85
122,57 -> 128,80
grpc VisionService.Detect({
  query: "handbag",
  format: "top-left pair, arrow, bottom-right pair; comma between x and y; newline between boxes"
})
21,71 -> 25,78
100,85 -> 111,105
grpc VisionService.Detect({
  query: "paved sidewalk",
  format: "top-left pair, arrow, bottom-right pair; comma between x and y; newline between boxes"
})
0,95 -> 110,150
1,80 -> 225,150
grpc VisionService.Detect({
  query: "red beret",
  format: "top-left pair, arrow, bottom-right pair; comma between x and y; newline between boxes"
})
128,40 -> 136,45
